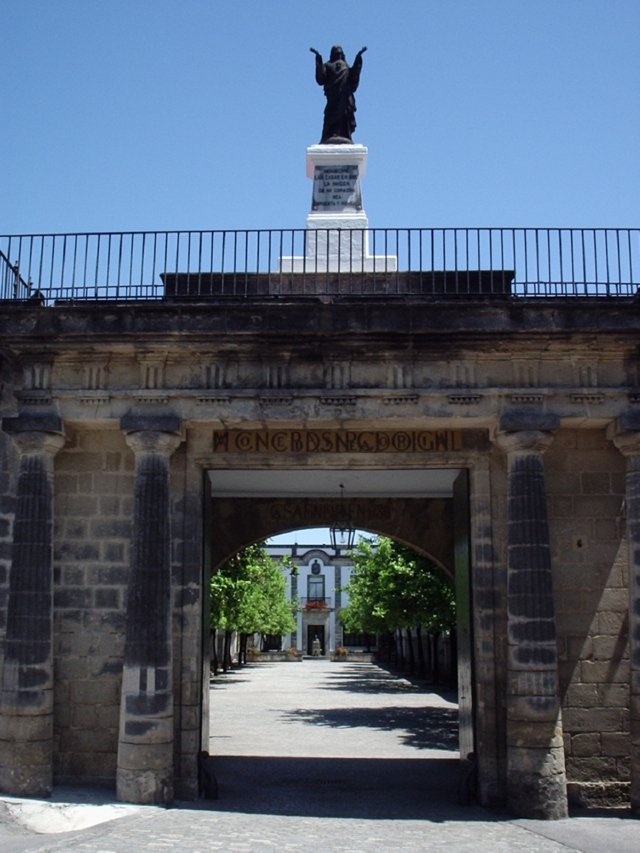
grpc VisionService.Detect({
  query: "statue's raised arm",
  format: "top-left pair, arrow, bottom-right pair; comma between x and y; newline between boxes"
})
311,45 -> 367,144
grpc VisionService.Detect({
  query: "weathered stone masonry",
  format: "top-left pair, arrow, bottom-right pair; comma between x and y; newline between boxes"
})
52,427 -> 132,788
0,414 -> 64,796
610,412 -> 640,812
0,296 -> 639,817
548,429 -> 630,807
117,414 -> 183,804
495,418 -> 568,819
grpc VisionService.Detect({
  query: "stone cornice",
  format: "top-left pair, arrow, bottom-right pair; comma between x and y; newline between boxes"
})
1,298 -> 640,356
2,387 -> 635,430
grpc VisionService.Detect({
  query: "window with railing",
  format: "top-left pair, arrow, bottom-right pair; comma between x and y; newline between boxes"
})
307,575 -> 325,603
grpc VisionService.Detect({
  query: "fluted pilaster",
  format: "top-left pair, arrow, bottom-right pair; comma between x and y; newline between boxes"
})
0,416 -> 65,796
116,415 -> 182,805
495,425 -> 568,819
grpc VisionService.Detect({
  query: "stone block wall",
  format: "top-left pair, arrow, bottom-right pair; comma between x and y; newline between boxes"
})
485,450 -> 508,800
0,422 -> 205,796
546,429 -> 629,805
52,427 -> 133,785
169,435 -> 205,800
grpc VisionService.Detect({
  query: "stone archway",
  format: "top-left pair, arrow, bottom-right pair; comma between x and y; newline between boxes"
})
209,495 -> 454,578
203,464 -> 477,805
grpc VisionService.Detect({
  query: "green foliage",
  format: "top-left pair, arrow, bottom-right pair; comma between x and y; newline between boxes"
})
340,536 -> 455,635
210,543 -> 296,637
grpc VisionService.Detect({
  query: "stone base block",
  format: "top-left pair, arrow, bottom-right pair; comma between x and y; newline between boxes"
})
567,780 -> 630,809
279,143 -> 397,275
116,767 -> 173,805
507,745 -> 568,819
0,749 -> 52,797
280,214 -> 397,274
508,770 -> 569,819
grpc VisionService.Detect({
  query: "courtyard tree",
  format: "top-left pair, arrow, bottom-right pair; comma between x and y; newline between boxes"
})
210,543 -> 296,671
340,536 -> 455,676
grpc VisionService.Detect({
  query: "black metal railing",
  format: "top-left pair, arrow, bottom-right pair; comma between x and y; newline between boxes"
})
1,228 -> 638,303
300,597 -> 331,610
0,249 -> 32,299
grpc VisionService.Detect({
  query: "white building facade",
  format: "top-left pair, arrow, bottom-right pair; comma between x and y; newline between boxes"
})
266,543 -> 363,655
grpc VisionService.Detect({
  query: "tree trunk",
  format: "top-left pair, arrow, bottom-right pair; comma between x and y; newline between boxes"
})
406,628 -> 415,673
424,631 -> 433,679
211,628 -> 219,676
416,625 -> 426,677
450,628 -> 458,683
433,631 -> 440,683
388,630 -> 398,665
223,630 -> 232,671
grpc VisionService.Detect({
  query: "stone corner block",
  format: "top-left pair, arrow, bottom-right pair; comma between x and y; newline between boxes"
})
2,413 -> 63,436
120,413 -> 181,435
610,411 -> 640,436
498,411 -> 560,434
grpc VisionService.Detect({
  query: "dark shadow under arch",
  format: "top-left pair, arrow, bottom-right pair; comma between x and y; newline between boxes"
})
209,496 -> 454,579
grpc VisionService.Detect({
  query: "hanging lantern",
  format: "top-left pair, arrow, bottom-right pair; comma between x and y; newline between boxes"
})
329,483 -> 356,551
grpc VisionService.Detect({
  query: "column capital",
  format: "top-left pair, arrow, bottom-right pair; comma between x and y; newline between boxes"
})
611,431 -> 640,457
2,413 -> 65,456
124,430 -> 182,458
608,412 -> 640,456
120,413 -> 183,457
493,429 -> 555,456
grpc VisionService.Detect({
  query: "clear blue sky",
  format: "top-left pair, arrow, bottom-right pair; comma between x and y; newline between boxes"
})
3,0 -> 638,235
268,528 -> 373,546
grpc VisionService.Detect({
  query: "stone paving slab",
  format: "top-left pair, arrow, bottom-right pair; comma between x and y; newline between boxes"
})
0,660 -> 637,851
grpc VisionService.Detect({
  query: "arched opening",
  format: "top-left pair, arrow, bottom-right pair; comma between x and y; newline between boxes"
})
201,466 -> 475,815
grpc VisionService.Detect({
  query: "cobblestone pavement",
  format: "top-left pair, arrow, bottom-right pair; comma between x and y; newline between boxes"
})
0,660 -> 637,851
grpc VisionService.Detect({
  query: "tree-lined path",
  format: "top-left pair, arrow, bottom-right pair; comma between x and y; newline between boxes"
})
208,659 -> 462,819
1,661 -> 635,851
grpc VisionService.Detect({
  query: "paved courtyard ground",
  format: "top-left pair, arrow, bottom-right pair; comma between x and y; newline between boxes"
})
208,658 -> 460,819
0,659 -> 637,851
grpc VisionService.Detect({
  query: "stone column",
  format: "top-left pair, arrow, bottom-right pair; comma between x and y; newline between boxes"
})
116,414 -> 182,804
0,414 -> 65,796
610,413 -> 640,814
495,416 -> 568,819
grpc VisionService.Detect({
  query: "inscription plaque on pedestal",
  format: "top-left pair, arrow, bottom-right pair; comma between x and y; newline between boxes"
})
312,164 -> 361,212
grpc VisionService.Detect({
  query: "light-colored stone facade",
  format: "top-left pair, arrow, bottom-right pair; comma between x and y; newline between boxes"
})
0,294 -> 639,816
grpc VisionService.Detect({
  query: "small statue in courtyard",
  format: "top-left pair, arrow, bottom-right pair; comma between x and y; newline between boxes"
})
312,635 -> 322,656
310,45 -> 367,144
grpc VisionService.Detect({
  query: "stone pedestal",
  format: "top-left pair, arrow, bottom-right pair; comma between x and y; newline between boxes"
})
495,420 -> 568,819
610,413 -> 640,815
116,415 -> 182,805
280,144 -> 397,274
0,415 -> 65,796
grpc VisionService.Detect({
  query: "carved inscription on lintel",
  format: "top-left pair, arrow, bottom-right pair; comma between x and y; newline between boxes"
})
212,429 -> 462,454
